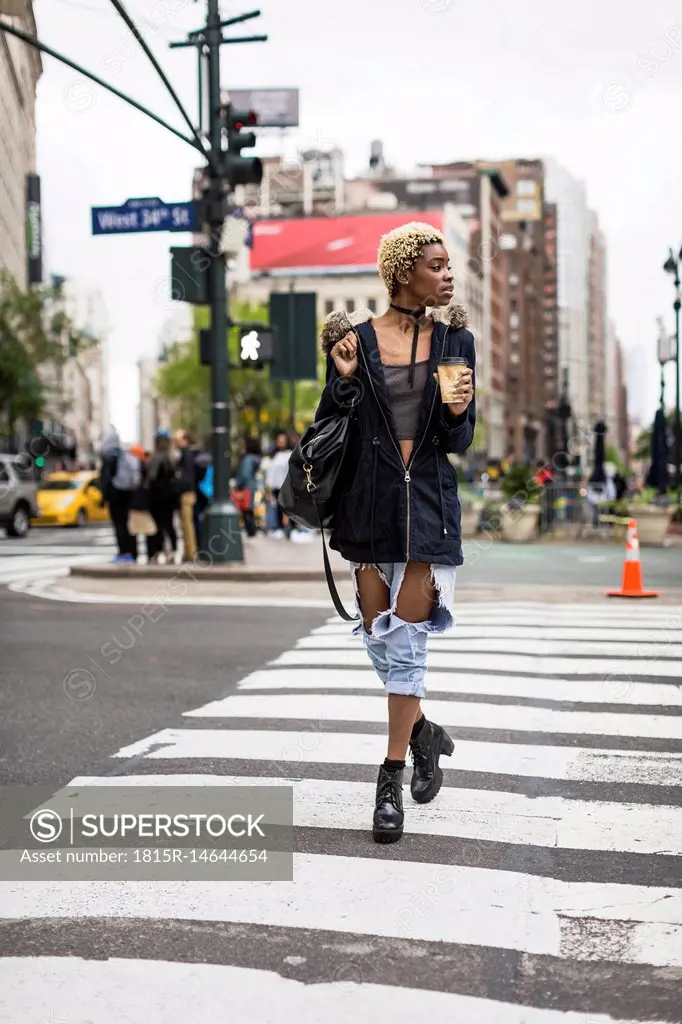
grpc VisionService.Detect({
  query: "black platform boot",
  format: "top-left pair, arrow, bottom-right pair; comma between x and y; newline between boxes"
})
372,766 -> 404,843
409,719 -> 455,804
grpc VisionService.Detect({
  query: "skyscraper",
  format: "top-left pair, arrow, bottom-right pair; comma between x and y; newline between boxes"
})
543,160 -> 592,437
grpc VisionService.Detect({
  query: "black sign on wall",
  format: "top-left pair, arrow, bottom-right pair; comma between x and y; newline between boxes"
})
26,174 -> 42,285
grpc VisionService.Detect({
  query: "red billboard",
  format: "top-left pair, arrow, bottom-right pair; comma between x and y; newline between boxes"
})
250,211 -> 444,274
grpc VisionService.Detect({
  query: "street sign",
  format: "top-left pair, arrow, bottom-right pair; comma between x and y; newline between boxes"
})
91,197 -> 198,235
225,88 -> 299,127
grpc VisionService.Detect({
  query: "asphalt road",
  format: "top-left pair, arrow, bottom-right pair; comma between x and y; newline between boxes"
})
0,536 -> 681,1021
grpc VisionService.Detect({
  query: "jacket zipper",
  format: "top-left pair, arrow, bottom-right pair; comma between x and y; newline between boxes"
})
354,324 -> 448,562
403,324 -> 449,558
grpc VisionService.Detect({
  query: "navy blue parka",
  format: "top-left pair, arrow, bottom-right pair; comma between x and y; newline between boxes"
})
314,305 -> 476,567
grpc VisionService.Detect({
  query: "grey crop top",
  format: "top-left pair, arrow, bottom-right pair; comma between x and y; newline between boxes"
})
383,360 -> 430,441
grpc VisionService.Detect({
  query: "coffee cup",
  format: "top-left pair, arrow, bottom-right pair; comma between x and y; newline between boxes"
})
437,357 -> 468,404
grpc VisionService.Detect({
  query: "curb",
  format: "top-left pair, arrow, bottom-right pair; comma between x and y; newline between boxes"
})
69,564 -> 330,582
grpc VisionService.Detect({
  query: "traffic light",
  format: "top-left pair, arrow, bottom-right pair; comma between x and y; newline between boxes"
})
239,327 -> 275,368
224,106 -> 263,187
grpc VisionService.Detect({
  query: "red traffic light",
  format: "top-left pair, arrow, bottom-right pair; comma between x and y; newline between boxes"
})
231,109 -> 258,131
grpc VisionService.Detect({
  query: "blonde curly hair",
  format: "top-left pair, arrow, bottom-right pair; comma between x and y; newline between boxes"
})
377,221 -> 446,296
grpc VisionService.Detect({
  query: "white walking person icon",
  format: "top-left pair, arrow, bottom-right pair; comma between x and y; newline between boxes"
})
241,330 -> 260,361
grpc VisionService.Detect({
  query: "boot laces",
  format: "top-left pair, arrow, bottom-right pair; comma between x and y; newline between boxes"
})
377,771 -> 401,805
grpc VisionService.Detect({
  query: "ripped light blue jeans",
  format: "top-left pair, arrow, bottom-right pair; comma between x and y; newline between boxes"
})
350,562 -> 457,700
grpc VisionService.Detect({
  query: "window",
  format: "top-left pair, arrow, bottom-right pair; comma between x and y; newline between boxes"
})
509,273 -> 519,287
324,300 -> 334,316
517,180 -> 536,197
510,313 -> 519,328
345,299 -> 354,313
510,352 -> 520,364
368,298 -> 377,313
0,463 -> 8,484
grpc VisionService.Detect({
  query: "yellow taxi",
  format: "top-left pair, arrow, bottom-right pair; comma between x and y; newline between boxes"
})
32,471 -> 110,527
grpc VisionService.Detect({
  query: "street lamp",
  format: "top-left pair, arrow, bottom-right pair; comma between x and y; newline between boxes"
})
662,247 -> 682,503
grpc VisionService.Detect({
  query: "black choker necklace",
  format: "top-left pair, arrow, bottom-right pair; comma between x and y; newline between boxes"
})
389,303 -> 426,388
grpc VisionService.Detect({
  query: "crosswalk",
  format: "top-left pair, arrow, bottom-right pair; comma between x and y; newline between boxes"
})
2,602 -> 681,1022
0,531 -> 118,587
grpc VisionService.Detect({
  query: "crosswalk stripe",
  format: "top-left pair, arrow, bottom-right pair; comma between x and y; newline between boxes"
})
273,647 -> 682,678
182,693 -> 682,741
0,556 -> 100,583
297,633 -> 682,659
4,854 -> 680,967
112,727 -> 682,786
68,774 -> 682,855
235,667 -> 682,706
3,957 -> 674,1024
312,622 -> 682,643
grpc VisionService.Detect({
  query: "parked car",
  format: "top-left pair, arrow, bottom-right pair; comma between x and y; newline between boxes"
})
32,471 -> 110,527
0,454 -> 39,538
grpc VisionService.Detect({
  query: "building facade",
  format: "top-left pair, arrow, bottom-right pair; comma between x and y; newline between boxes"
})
543,159 -> 592,437
587,211 -> 608,424
485,158 -> 550,463
0,1 -> 42,288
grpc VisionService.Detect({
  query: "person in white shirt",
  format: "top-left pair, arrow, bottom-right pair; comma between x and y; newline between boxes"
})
265,431 -> 293,537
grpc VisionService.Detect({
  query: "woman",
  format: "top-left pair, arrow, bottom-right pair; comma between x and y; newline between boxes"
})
146,432 -> 178,564
234,437 -> 261,538
266,431 -> 294,538
315,221 -> 475,844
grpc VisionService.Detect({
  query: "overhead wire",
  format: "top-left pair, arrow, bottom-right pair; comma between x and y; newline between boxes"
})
0,15 -> 202,152
105,0 -> 210,163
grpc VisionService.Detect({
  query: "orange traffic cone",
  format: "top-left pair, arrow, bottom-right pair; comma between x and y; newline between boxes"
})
606,518 -> 659,598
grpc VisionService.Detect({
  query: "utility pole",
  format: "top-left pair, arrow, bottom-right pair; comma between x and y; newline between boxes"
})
173,5 -> 265,560
663,248 -> 682,504
201,0 -> 236,558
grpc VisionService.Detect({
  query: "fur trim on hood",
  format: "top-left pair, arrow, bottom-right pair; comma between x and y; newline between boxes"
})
320,303 -> 470,354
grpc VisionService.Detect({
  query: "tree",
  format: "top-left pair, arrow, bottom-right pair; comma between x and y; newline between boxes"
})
0,270 -> 72,444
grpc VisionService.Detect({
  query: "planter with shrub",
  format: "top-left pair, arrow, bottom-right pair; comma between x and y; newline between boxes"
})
499,464 -> 541,543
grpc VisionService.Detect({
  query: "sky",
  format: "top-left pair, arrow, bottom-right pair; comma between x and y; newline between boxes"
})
32,0 -> 682,441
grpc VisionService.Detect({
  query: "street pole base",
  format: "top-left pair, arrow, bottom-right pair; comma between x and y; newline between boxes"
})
200,500 -> 244,564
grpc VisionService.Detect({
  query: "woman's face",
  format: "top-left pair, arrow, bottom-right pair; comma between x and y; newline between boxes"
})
276,433 -> 288,450
401,243 -> 454,307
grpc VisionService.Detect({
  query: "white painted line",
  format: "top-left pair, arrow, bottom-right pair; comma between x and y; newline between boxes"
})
183,693 -> 682,741
273,648 -> 682,679
0,957 -> 666,1024
296,633 -> 682,659
312,623 -> 682,643
111,728 -> 682,786
235,668 -> 682,707
69,774 -> 682,855
2,855 -> 680,966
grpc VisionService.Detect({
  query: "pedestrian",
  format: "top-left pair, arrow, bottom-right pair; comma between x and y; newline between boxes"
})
193,442 -> 212,548
173,429 -> 197,562
315,221 -> 475,843
146,431 -> 178,564
99,428 -> 140,563
265,431 -> 293,538
233,438 -> 261,538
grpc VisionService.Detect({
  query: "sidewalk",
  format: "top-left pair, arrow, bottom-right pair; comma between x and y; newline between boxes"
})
71,533 -> 345,582
59,534 -> 682,605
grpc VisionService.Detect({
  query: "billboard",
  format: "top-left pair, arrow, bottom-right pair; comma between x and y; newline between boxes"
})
374,176 -> 478,216
226,89 -> 299,128
26,174 -> 42,285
